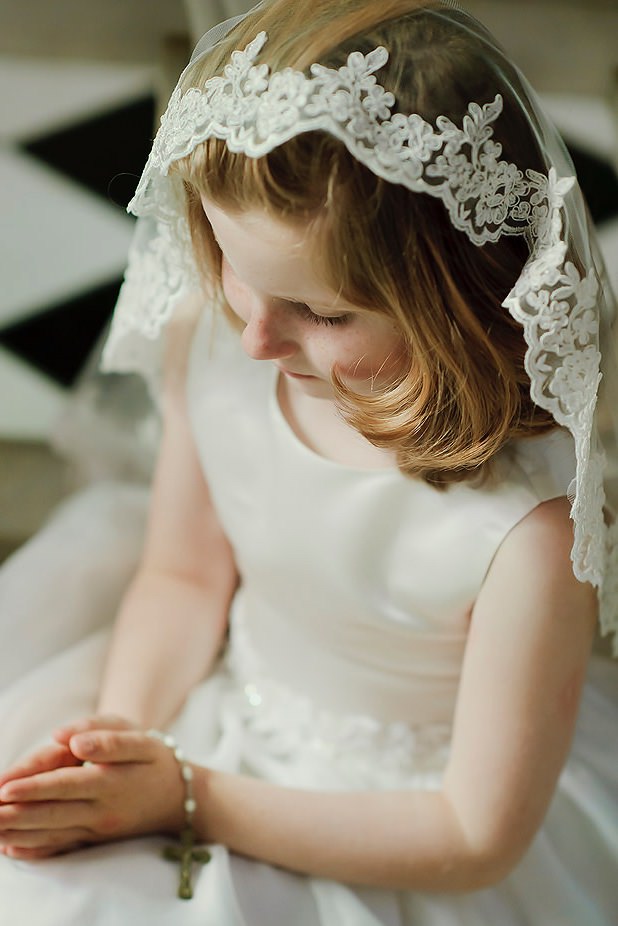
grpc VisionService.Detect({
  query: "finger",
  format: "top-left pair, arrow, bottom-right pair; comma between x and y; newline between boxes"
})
1,845 -> 81,860
0,743 -> 79,791
0,826 -> 90,850
53,715 -> 136,746
69,730 -> 159,765
0,800 -> 92,832
0,765 -> 97,804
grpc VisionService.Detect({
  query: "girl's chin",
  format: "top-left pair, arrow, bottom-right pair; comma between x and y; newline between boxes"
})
279,371 -> 334,399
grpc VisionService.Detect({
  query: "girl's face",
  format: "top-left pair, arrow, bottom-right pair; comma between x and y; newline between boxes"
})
202,197 -> 406,401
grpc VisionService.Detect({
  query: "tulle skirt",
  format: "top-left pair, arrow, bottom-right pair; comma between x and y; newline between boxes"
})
0,484 -> 616,926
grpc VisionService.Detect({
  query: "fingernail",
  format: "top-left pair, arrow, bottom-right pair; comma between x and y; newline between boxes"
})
74,735 -> 95,755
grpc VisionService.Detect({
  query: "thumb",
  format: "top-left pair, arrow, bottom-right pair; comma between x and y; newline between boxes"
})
69,729 -> 159,765
54,715 -> 136,747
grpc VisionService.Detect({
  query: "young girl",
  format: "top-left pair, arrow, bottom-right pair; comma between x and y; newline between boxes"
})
0,1 -> 616,923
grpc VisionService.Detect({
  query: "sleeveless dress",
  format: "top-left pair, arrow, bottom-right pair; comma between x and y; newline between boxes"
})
0,310 -> 616,925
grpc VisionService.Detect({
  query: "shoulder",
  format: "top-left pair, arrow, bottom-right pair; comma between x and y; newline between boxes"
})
497,496 -> 577,577
477,495 -> 598,635
504,495 -> 573,556
467,431 -> 579,580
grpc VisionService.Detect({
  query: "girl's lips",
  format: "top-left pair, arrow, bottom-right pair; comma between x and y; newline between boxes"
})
278,367 -> 316,379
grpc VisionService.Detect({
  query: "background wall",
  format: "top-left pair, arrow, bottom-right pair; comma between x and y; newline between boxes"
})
1,0 -> 616,93
0,0 -> 617,554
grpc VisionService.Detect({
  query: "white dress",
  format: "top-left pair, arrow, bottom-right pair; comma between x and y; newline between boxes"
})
0,311 -> 616,925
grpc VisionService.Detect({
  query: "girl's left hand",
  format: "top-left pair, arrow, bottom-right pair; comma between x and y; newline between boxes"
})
0,718 -> 186,860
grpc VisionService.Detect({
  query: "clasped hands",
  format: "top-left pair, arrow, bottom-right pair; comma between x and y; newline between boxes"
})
0,716 -> 187,861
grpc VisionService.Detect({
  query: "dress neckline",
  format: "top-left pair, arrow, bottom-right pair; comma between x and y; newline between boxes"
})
269,367 -> 401,477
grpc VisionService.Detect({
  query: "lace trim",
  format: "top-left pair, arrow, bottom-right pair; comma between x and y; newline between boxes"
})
226,611 -> 451,788
502,177 -> 614,649
101,210 -> 199,383
102,29 -> 618,652
131,32 -> 556,249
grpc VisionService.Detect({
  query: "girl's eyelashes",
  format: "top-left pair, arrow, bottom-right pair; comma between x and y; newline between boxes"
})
292,302 -> 350,327
220,255 -> 350,327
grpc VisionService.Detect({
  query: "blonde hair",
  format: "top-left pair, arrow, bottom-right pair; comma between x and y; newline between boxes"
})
174,0 -> 557,486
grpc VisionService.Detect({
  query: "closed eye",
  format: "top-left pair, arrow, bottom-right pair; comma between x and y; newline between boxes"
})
291,302 -> 350,327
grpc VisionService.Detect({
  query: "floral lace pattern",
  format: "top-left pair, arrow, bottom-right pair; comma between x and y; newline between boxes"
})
226,610 -> 451,788
101,209 -> 199,384
102,30 -> 617,652
131,32 -> 555,248
503,189 -> 603,556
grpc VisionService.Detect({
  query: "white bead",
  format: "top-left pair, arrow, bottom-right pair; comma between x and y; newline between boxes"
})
244,683 -> 262,707
146,729 -> 198,828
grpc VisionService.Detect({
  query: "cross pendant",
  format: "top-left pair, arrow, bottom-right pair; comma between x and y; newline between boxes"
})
162,827 -> 211,899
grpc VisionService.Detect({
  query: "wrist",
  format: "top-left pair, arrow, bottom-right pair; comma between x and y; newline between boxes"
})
191,764 -> 219,844
147,731 -> 212,899
147,731 -> 196,835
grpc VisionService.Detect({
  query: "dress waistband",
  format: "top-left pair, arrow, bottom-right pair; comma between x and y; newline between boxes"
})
226,608 -> 452,789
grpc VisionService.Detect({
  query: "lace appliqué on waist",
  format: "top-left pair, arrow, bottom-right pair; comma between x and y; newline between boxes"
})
227,613 -> 451,789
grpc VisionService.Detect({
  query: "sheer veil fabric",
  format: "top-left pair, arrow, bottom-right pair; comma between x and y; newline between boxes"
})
101,0 -> 618,654
0,8 -> 617,924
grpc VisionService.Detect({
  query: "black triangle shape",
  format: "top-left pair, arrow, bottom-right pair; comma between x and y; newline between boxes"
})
20,93 -> 618,227
22,96 -> 156,208
0,280 -> 122,387
566,141 -> 618,226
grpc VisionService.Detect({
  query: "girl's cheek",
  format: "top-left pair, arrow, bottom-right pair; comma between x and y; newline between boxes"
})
221,262 -> 249,325
339,338 -> 407,388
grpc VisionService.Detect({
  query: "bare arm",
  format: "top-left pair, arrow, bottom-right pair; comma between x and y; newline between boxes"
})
187,497 -> 596,891
0,495 -> 596,883
97,303 -> 238,727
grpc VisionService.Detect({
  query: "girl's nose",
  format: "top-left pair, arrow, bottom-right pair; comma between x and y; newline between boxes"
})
240,302 -> 296,361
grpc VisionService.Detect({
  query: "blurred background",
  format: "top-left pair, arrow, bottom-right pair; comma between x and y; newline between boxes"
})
0,0 -> 617,560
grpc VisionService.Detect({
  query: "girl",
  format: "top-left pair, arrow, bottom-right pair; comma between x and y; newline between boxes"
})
0,1 -> 616,923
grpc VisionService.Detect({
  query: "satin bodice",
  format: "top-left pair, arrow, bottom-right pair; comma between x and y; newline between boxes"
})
187,312 -> 574,728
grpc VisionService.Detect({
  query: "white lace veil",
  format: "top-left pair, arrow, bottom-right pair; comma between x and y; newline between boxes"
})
100,0 -> 618,653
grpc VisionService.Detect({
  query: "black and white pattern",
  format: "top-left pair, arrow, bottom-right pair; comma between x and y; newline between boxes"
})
0,57 -> 616,441
0,57 -> 154,439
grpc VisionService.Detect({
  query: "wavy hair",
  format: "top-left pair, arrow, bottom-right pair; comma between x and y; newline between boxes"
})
173,0 -> 557,485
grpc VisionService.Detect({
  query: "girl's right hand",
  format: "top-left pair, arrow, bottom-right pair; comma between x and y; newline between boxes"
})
0,721 -> 186,860
0,742 -> 80,792
0,715 -> 134,793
